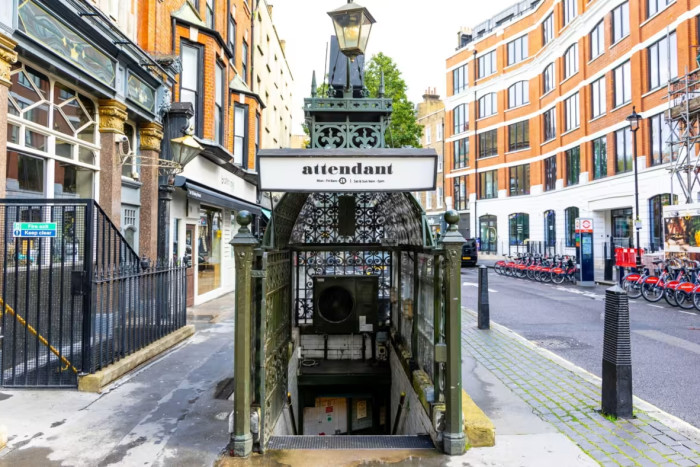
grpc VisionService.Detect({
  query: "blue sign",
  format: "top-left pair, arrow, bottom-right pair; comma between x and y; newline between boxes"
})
12,222 -> 57,238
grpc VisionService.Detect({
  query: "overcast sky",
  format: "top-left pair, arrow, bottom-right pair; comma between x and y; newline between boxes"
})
271,0 -> 516,133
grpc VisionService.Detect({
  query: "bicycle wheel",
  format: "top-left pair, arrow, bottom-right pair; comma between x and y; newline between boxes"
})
495,263 -> 504,275
541,271 -> 552,283
551,271 -> 565,284
664,288 -> 679,307
623,279 -> 642,299
641,283 -> 664,302
693,291 -> 700,312
675,289 -> 696,309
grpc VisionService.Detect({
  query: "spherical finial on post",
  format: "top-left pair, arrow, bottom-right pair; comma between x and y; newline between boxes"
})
444,210 -> 460,232
236,210 -> 252,233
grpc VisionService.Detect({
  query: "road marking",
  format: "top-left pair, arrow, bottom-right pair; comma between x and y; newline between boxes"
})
633,329 -> 700,355
649,304 -> 664,309
679,310 -> 696,315
462,282 -> 498,293
554,286 -> 603,300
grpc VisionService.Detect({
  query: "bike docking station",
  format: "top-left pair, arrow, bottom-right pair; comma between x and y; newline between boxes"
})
575,218 -> 595,287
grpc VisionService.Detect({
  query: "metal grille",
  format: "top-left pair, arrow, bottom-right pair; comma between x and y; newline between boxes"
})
416,254 -> 435,381
267,435 -> 435,450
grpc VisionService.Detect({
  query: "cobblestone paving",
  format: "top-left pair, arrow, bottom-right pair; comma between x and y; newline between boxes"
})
462,309 -> 700,466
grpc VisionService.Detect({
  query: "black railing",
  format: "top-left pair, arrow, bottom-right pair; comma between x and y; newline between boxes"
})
0,199 -> 186,387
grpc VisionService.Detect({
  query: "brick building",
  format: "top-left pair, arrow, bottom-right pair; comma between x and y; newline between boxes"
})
415,89 -> 446,238
444,0 -> 696,264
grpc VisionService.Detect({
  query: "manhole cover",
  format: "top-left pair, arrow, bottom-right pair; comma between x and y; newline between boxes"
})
527,335 -> 591,350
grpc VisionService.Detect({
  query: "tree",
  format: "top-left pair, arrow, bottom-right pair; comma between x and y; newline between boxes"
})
364,53 -> 422,148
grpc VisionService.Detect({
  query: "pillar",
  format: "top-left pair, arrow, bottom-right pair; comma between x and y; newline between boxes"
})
230,211 -> 258,457
0,34 -> 18,197
439,210 -> 466,455
98,99 -> 128,229
139,122 -> 163,260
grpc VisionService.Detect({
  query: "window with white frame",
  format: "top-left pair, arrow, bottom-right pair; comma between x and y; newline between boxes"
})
7,62 -> 98,200
425,191 -> 432,209
215,62 -> 225,145
564,43 -> 579,80
591,76 -> 606,118
563,0 -> 577,26
436,123 -> 443,141
234,103 -> 248,166
648,32 -> 678,90
648,0 -> 672,18
453,103 -> 468,134
452,64 -> 467,94
507,35 -> 528,66
590,20 -> 604,59
508,81 -> 529,109
616,127 -> 633,173
542,13 -> 554,45
543,62 -> 555,94
425,126 -> 432,144
206,0 -> 214,28
565,93 -> 580,131
478,93 -> 497,118
612,2 -> 629,44
180,41 -> 201,135
477,51 -> 497,79
614,61 -> 631,107
437,187 -> 443,207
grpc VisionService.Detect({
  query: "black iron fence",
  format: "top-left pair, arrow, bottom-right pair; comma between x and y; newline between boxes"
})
0,199 -> 186,387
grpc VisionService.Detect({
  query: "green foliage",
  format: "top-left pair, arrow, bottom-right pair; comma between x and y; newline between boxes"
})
364,53 -> 422,148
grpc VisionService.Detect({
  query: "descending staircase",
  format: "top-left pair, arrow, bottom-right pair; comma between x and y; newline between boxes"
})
267,435 -> 435,450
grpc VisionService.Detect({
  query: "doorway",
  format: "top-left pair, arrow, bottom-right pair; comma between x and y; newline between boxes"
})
611,208 -> 633,248
185,224 -> 195,307
479,215 -> 497,254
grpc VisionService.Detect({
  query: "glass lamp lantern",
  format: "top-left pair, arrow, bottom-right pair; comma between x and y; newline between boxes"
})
328,0 -> 375,61
168,134 -> 203,183
626,106 -> 642,132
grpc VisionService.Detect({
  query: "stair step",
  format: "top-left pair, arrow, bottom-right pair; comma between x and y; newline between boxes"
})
267,435 -> 435,450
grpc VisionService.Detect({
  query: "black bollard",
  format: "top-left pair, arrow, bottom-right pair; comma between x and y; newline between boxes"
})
478,265 -> 490,330
601,285 -> 633,418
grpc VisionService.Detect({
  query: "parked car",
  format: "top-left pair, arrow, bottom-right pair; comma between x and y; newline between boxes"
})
461,239 -> 478,267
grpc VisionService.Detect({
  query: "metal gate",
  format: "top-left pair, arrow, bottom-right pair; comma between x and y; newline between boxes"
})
0,199 -> 187,387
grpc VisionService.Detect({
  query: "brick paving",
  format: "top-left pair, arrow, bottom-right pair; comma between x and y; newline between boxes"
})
462,309 -> 700,466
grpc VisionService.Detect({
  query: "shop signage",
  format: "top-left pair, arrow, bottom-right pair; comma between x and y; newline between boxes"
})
12,222 -> 57,238
258,149 -> 437,192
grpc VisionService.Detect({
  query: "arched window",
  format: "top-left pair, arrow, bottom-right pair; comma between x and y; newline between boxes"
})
565,206 -> 579,247
544,210 -> 556,247
478,93 -> 497,118
543,63 -> 555,94
509,213 -> 529,246
508,81 -> 529,108
479,215 -> 497,254
649,194 -> 676,251
564,43 -> 579,79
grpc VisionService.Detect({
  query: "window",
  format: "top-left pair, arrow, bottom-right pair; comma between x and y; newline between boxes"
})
564,43 -> 578,79
543,63 -> 555,94
6,151 -> 44,196
508,121 -> 529,151
453,103 -> 468,134
565,93 -> 580,131
509,213 -> 529,245
566,146 -> 580,186
508,81 -> 529,108
425,126 -> 432,144
649,194 -> 676,249
436,123 -> 443,141
544,210 -> 556,247
180,42 -> 202,134
215,62 -> 225,144
543,107 -> 556,141
436,187 -> 443,207
228,16 -> 236,59
479,170 -> 498,199
648,32 -> 678,90
454,176 -> 468,211
480,215 -> 498,253
648,0 -> 672,18
453,64 -> 467,94
425,191 -> 432,210
509,164 -> 530,196
438,154 -> 444,172
206,0 -> 214,28
544,156 -> 557,191
507,35 -> 528,66
479,130 -> 498,158
234,104 -> 249,166
122,123 -> 136,177
242,40 -> 249,84
477,51 -> 497,79
650,113 -> 673,165
614,61 -> 631,107
615,127 -> 633,173
478,93 -> 497,118
592,136 -> 607,179
590,20 -> 604,60
590,77 -> 606,118
255,112 -> 260,155
612,2 -> 630,44
563,0 -> 577,25
565,206 -> 579,247
453,138 -> 469,169
542,13 -> 554,45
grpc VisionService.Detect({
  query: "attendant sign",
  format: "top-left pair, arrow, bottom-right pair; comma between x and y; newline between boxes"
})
12,222 -> 57,238
258,148 -> 437,192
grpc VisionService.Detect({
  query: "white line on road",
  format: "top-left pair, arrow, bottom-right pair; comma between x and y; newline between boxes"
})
649,304 -> 664,309
554,286 -> 603,300
633,329 -> 700,355
462,282 -> 498,293
679,310 -> 696,315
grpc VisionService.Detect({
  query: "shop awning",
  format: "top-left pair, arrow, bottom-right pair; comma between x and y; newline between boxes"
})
174,176 -> 262,216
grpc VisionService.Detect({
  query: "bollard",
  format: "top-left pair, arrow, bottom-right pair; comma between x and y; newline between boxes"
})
601,285 -> 633,418
477,265 -> 490,330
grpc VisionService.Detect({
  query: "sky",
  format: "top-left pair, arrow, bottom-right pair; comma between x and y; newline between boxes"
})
271,0 -> 517,134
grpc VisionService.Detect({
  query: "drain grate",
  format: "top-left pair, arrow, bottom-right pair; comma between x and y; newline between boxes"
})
267,435 -> 435,450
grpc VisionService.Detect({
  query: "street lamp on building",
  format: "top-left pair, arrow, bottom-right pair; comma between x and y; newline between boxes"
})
627,106 -> 643,269
169,134 -> 203,183
327,0 -> 375,61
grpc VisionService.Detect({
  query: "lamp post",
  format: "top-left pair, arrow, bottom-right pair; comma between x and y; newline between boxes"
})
627,107 -> 642,269
327,0 -> 375,62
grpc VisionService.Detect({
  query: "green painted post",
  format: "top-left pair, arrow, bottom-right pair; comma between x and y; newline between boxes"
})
439,210 -> 466,455
230,211 -> 259,457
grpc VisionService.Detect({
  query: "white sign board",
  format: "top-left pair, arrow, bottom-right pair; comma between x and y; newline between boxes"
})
258,150 -> 437,192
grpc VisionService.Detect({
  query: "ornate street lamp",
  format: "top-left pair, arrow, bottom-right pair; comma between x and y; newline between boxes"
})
169,134 -> 203,182
627,106 -> 643,269
327,0 -> 375,61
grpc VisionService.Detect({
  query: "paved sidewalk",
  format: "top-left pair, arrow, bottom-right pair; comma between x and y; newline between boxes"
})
462,308 -> 700,466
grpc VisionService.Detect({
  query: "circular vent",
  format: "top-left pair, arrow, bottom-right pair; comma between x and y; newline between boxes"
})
318,285 -> 354,323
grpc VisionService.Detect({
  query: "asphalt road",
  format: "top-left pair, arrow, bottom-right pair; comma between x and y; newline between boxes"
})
460,267 -> 700,429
